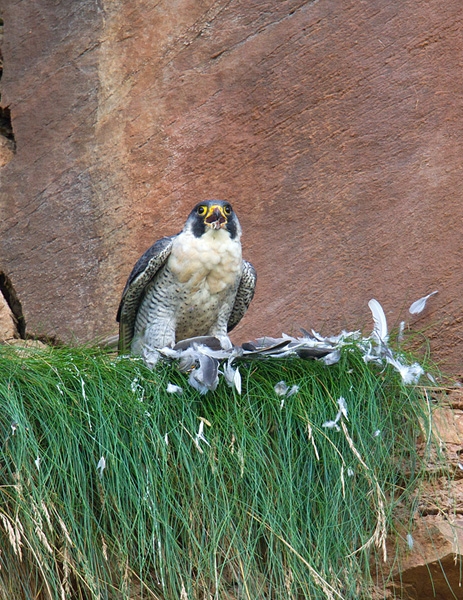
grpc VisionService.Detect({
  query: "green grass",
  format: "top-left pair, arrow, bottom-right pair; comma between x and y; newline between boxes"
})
0,344 -> 434,599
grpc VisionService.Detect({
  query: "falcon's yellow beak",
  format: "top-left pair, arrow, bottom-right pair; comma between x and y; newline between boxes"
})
204,205 -> 228,230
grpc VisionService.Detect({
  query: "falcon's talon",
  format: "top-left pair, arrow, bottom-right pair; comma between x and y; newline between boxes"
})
117,200 -> 257,356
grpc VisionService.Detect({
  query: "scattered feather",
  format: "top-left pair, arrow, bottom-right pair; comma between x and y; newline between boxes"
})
222,360 -> 241,394
322,420 -> 340,432
409,290 -> 438,315
337,397 -> 348,420
193,344 -> 234,361
397,321 -> 405,343
274,381 -> 289,396
242,337 -> 291,355
373,430 -> 381,438
386,356 -> 424,384
368,299 -> 389,343
188,354 -> 219,394
321,350 -> 341,365
274,381 -> 300,408
166,383 -> 183,394
131,377 -> 145,401
406,533 -> 414,550
11,421 -> 18,436
323,397 -> 349,431
347,467 -> 354,477
309,329 -> 326,342
130,378 -> 140,393
362,342 -> 382,364
34,456 -> 41,471
232,367 -> 242,395
194,420 -> 211,452
97,456 -> 106,478
173,336 -> 222,351
426,372 -> 437,385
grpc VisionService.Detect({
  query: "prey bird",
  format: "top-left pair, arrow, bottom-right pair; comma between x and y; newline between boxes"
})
117,200 -> 257,355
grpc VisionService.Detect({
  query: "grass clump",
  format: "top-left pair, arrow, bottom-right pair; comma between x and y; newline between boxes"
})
0,344 -> 432,599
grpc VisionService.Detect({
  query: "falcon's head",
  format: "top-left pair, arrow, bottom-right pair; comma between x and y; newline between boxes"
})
185,200 -> 242,239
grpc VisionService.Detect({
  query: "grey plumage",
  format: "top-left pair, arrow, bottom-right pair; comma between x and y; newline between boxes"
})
117,236 -> 175,354
227,261 -> 257,331
117,201 -> 257,355
188,353 -> 219,394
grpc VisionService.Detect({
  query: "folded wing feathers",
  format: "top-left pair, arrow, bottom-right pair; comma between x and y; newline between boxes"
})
117,237 -> 175,353
227,260 -> 257,332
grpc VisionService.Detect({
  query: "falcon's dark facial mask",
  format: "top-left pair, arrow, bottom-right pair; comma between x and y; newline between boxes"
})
189,200 -> 240,239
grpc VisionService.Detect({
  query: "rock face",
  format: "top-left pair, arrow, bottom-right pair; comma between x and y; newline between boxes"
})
388,516 -> 463,600
382,389 -> 463,599
1,0 -> 463,374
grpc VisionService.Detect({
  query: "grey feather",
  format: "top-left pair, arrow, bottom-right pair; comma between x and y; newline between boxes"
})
409,290 -> 438,315
117,236 -> 175,353
173,336 -> 223,351
227,260 -> 257,332
188,354 -> 219,394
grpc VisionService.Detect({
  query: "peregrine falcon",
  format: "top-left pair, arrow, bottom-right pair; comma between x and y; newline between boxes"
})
117,200 -> 257,355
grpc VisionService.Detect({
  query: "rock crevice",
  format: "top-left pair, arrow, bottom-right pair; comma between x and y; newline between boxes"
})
0,272 -> 21,341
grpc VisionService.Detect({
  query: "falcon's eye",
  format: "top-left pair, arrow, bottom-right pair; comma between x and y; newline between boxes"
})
197,205 -> 207,216
224,205 -> 232,215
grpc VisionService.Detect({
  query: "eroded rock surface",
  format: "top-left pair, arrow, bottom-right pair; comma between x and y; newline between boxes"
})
383,390 -> 463,599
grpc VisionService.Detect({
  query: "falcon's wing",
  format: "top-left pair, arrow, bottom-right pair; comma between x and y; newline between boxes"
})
227,260 -> 257,332
117,235 -> 175,354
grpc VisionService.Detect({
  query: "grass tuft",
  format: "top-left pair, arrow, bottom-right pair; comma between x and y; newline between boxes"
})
0,344 -> 435,599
